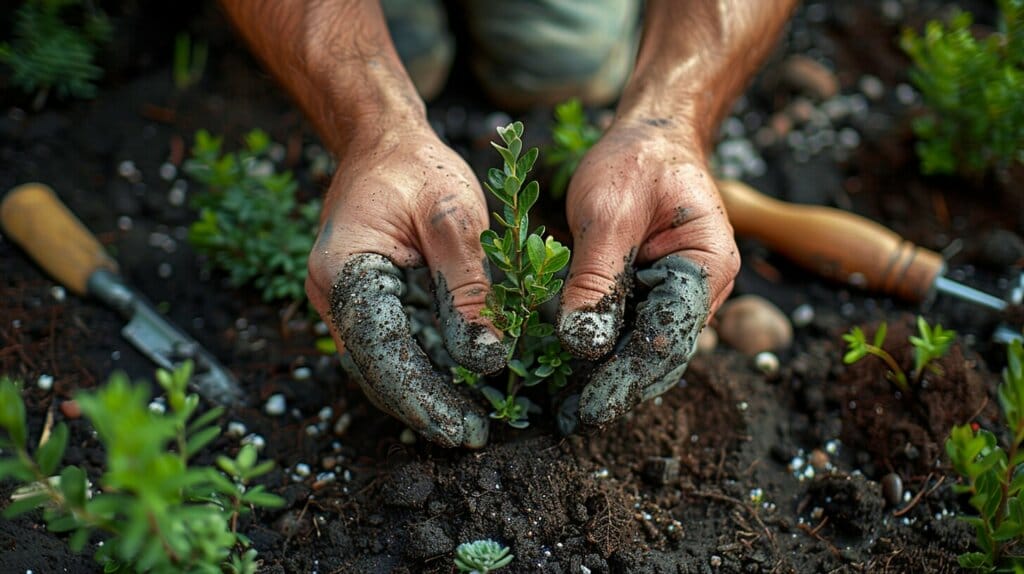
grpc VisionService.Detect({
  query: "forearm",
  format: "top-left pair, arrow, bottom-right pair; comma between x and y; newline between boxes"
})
619,0 -> 799,149
219,0 -> 426,158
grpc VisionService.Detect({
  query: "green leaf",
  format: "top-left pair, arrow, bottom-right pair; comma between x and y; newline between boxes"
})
36,423 -> 68,476
526,235 -> 546,274
185,426 -> 220,457
189,407 -> 224,435
517,148 -> 538,176
491,143 -> 516,171
480,386 -> 507,409
0,459 -> 33,482
2,492 -> 49,518
958,552 -> 991,569
520,181 -> 539,213
545,237 -> 571,272
59,465 -> 88,507
873,322 -> 888,347
0,378 -> 27,448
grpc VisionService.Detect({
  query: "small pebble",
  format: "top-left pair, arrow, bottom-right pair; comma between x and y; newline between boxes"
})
36,374 -> 54,390
710,555 -> 723,568
293,366 -> 312,381
226,421 -> 247,438
158,162 -> 177,181
881,473 -> 903,506
317,406 -> 333,421
157,262 -> 173,278
895,83 -> 917,106
60,400 -> 81,419
858,75 -> 885,101
696,326 -> 718,354
333,412 -> 353,436
294,463 -> 311,477
117,215 -> 133,231
791,303 -> 815,327
117,160 -> 140,182
313,321 -> 330,336
754,352 -> 780,376
242,433 -> 266,450
167,181 -> 187,206
305,424 -> 320,436
809,448 -> 829,470
399,428 -> 417,445
322,456 -> 337,470
148,399 -> 166,414
50,286 -> 66,302
717,295 -> 794,356
265,394 -> 287,416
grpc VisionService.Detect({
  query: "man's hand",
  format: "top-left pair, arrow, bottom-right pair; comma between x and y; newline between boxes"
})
558,121 -> 739,425
305,126 -> 506,448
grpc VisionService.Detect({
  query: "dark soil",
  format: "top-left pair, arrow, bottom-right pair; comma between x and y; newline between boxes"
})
2,1 -> 1022,573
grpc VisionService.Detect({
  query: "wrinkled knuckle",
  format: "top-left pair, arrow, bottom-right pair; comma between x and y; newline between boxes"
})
567,268 -> 619,302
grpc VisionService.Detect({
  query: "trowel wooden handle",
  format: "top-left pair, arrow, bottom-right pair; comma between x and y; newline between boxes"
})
1,183 -> 118,295
716,179 -> 944,302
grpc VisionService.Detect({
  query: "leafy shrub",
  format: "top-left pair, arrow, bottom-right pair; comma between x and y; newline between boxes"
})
475,122 -> 572,428
946,339 -> 1024,570
0,362 -> 283,573
901,0 -> 1024,176
0,0 -> 112,106
545,98 -> 602,198
185,129 -> 320,303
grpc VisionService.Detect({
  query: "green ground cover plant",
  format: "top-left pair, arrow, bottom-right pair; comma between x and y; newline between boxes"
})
0,362 -> 283,573
842,316 -> 956,392
0,0 -> 111,108
901,0 -> 1024,176
454,539 -> 513,573
946,339 -> 1024,571
545,98 -> 602,198
472,122 -> 573,428
185,129 -> 320,304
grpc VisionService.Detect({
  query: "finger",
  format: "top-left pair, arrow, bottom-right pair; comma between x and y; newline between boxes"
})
329,253 -> 489,448
557,215 -> 644,360
415,190 -> 508,375
578,254 -> 710,426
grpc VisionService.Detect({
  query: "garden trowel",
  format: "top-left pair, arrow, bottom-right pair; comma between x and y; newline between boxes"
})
0,183 -> 245,406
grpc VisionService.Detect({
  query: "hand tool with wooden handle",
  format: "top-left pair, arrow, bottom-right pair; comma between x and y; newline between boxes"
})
716,179 -> 1021,342
1,183 -> 245,405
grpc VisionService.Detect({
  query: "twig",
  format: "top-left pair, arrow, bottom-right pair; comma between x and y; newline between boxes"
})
893,473 -> 943,517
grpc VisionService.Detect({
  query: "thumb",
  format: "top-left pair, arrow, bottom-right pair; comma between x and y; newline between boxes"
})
419,213 -> 508,376
558,220 -> 643,360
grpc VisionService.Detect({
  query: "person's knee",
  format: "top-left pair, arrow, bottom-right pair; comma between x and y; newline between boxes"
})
381,0 -> 454,101
466,0 -> 641,110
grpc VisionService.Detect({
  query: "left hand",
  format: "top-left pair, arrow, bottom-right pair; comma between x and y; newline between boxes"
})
557,118 -> 740,426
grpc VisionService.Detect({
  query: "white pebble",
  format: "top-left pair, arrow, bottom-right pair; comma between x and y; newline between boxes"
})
36,374 -> 54,390
293,367 -> 312,381
226,421 -> 247,438
159,162 -> 177,181
791,303 -> 815,327
859,75 -> 885,101
710,555 -> 723,567
241,433 -> 266,450
148,399 -> 166,414
754,352 -> 780,376
895,83 -> 917,106
317,406 -> 333,421
294,463 -> 311,477
117,215 -> 133,231
264,394 -> 287,416
305,424 -> 320,436
117,160 -> 139,181
838,128 -> 861,149
313,321 -> 330,336
50,286 -> 66,302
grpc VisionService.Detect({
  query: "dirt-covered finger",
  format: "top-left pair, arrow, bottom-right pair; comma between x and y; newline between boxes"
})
329,253 -> 489,448
578,255 -> 710,426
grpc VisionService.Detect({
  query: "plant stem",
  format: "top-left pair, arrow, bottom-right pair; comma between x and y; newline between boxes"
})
866,346 -> 909,393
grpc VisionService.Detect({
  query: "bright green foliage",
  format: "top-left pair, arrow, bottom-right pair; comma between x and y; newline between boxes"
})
842,322 -> 909,392
909,315 -> 957,383
478,122 -> 572,428
545,99 -> 602,198
185,129 -> 320,303
843,317 -> 956,393
454,539 -> 514,573
0,0 -> 111,106
452,365 -> 481,387
901,0 -> 1024,176
0,363 -> 283,573
947,340 -> 1024,571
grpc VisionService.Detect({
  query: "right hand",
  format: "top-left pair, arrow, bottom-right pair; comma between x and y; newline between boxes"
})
305,124 -> 506,448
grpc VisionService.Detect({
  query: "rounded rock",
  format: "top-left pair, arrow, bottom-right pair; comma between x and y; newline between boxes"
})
881,473 -> 903,507
696,326 -> 718,354
716,295 -> 793,356
754,352 -> 780,376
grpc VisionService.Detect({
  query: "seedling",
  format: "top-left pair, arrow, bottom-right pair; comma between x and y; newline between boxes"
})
545,98 -> 602,198
454,539 -> 514,573
0,0 -> 111,108
0,362 -> 283,573
901,0 -> 1024,176
842,317 -> 957,393
476,122 -> 572,428
946,339 -> 1024,570
173,32 -> 208,91
185,129 -> 320,304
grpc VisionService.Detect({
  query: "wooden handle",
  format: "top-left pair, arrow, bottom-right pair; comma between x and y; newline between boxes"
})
717,179 -> 944,302
1,183 -> 118,295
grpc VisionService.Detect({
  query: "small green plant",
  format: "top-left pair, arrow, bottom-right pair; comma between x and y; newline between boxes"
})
0,0 -> 112,108
901,0 -> 1024,176
475,122 -> 572,428
842,317 -> 957,392
545,98 -> 602,198
173,32 -> 208,91
0,362 -> 284,573
454,539 -> 514,573
185,129 -> 320,303
946,339 -> 1024,570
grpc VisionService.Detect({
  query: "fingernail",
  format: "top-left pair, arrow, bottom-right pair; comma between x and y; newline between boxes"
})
462,410 -> 489,448
559,309 -> 617,360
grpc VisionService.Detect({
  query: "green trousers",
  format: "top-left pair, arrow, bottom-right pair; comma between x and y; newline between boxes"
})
381,0 -> 641,108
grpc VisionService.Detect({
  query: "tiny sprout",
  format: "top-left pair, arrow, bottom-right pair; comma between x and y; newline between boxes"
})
454,539 -> 514,573
909,315 -> 956,383
842,322 -> 908,392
